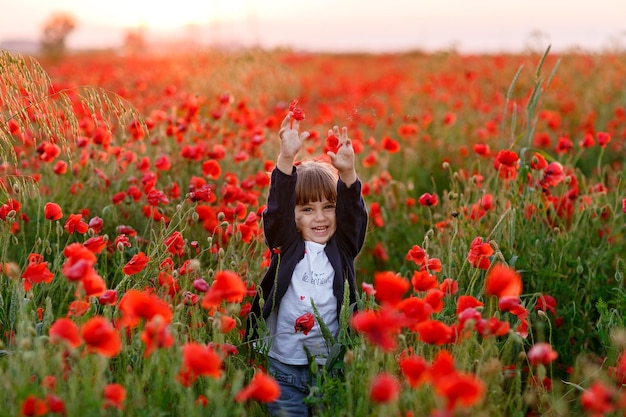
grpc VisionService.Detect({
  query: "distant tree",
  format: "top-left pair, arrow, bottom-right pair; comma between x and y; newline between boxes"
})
40,13 -> 77,58
123,28 -> 147,56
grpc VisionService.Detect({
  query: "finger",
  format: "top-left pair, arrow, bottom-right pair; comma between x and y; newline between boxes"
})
300,131 -> 310,141
341,126 -> 348,140
328,128 -> 333,138
333,125 -> 340,138
281,112 -> 292,129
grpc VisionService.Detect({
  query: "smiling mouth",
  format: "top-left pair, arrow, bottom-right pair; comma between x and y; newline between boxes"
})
312,226 -> 328,233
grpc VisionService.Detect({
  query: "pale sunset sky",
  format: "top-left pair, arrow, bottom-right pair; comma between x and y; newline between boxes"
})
1,0 -> 625,53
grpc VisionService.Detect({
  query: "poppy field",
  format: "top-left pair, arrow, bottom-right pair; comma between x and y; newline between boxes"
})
0,47 -> 625,416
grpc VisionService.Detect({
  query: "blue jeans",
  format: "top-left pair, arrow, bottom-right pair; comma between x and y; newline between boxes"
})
266,357 -> 313,417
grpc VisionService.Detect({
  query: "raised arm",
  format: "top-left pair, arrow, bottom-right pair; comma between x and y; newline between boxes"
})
327,125 -> 367,256
263,112 -> 310,248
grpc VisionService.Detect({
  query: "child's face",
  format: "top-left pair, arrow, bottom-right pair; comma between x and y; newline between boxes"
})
294,198 -> 337,244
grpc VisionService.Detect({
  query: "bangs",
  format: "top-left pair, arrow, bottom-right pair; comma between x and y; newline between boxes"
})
295,161 -> 337,205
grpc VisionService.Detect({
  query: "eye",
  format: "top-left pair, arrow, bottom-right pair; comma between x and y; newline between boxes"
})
324,204 -> 336,211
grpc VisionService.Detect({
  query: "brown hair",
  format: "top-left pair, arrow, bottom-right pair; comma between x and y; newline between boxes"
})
295,161 -> 337,205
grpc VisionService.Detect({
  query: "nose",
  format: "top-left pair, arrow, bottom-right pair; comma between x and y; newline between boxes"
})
313,208 -> 325,221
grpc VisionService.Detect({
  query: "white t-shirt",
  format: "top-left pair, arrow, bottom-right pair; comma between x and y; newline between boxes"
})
268,241 -> 338,365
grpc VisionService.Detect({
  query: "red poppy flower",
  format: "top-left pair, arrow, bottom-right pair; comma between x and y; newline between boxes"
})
435,372 -> 485,410
535,293 -> 557,315
439,278 -> 458,295
154,155 -> 171,171
44,202 -> 63,221
485,264 -> 522,298
428,349 -> 457,384
235,371 -> 281,403
158,271 -> 180,298
467,237 -> 493,270
530,152 -> 548,170
396,297 -> 433,329
498,296 -> 527,319
578,133 -> 595,148
476,317 -> 510,337
406,245 -> 427,266
49,318 -> 81,348
294,312 -> 315,335
399,354 -> 429,388
288,99 -> 305,121
45,394 -> 66,415
122,251 -> 149,275
81,316 -> 121,358
22,261 -> 54,291
163,231 -> 185,256
411,270 -> 438,292
98,289 -> 118,305
79,270 -> 106,297
177,342 -> 223,386
416,319 -> 453,345
351,307 -> 404,351
381,136 -> 400,153
219,315 -> 237,333
362,150 -> 378,168
140,316 -> 174,357
103,383 -> 126,410
424,257 -> 442,272
580,381 -> 615,415
1,198 -> 20,219
201,270 -> 246,308
495,149 -> 518,167
473,143 -> 490,156
64,213 -> 89,234
596,131 -> 611,148
368,202 -> 384,228
456,295 -> 483,315
83,236 -> 107,254
67,300 -> 90,317
202,160 -> 221,180
494,149 -> 519,179
457,307 -> 482,329
325,133 -> 340,154
374,271 -> 410,307
117,289 -> 173,328
361,282 -> 376,296
21,395 -> 48,417
418,193 -> 438,207
609,351 -> 626,385
369,373 -> 401,403
527,342 -> 558,366
540,162 -> 565,188
424,289 -> 444,313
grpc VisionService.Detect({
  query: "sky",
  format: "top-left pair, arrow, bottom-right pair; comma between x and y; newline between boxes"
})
1,0 -> 626,53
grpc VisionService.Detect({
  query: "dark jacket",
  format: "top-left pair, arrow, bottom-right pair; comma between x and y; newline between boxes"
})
244,167 -> 368,342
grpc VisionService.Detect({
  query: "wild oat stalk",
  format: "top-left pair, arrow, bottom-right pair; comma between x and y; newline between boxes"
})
0,51 -> 147,197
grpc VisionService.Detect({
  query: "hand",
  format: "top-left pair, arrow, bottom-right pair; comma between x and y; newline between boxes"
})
327,125 -> 357,186
276,112 -> 309,174
278,112 -> 309,159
